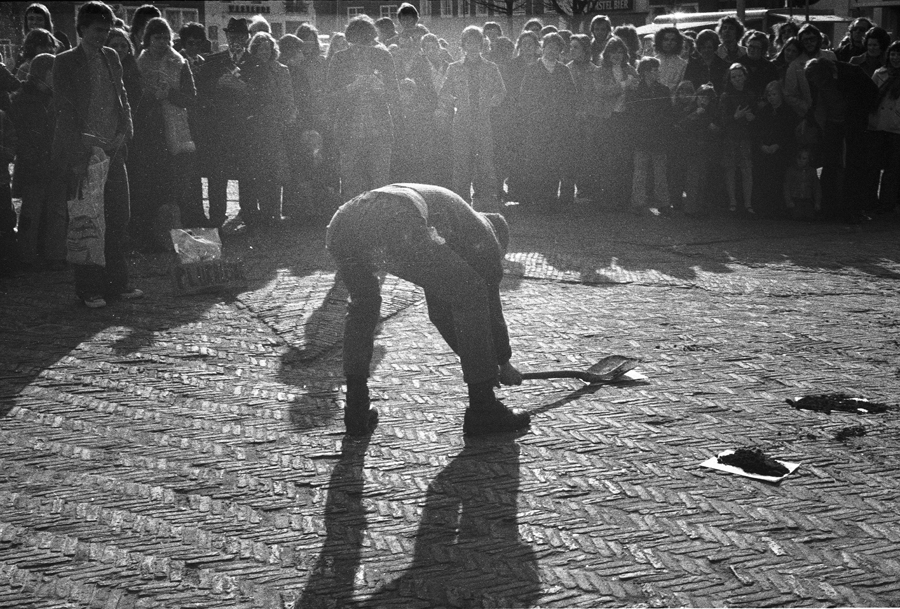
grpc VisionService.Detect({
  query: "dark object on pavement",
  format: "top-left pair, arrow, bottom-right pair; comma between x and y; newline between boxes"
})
521,355 -> 638,384
787,393 -> 893,414
834,425 -> 867,442
718,448 -> 789,477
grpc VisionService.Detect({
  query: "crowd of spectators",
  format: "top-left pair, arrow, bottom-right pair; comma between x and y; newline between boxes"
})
0,1 -> 899,307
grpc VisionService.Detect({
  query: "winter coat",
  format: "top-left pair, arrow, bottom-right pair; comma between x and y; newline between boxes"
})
326,43 -> 400,147
720,86 -> 758,140
869,67 -> 900,135
567,58 -> 602,118
245,59 -> 295,183
520,59 -> 576,155
624,80 -> 673,153
683,53 -> 729,95
783,49 -> 837,117
9,81 -> 55,194
735,55 -> 778,101
596,62 -> 639,119
194,49 -> 255,176
50,45 -> 132,171
439,55 -> 505,165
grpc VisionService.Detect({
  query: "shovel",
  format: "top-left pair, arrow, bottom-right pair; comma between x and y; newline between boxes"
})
521,355 -> 639,385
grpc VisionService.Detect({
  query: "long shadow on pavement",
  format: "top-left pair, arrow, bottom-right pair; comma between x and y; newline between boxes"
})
354,435 -> 540,609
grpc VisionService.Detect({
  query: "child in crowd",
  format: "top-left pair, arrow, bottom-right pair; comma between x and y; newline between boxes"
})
626,56 -> 672,215
720,62 -> 756,213
753,80 -> 797,216
10,54 -> 66,270
674,83 -> 721,216
783,147 -> 821,220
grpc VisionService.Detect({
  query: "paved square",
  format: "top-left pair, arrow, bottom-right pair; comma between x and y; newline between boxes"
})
2,210 -> 900,608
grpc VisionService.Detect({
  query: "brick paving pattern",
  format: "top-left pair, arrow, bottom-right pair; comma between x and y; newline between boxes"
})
2,208 -> 900,608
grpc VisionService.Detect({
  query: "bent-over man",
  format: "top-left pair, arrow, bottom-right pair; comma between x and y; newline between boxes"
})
326,183 -> 529,436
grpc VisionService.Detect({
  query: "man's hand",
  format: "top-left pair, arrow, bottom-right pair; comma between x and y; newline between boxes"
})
497,361 -> 523,386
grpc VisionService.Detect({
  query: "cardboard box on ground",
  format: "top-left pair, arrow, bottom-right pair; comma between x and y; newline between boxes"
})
170,228 -> 247,295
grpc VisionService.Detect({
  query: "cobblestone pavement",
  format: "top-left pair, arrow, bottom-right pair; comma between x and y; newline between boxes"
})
3,202 -> 900,608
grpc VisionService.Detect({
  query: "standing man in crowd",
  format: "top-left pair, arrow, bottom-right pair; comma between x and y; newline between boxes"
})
326,183 -> 528,437
784,24 -> 837,118
195,17 -> 255,228
653,26 -> 687,91
835,17 -> 873,63
716,16 -> 746,63
804,58 -> 878,222
327,15 -> 400,201
53,1 -> 141,309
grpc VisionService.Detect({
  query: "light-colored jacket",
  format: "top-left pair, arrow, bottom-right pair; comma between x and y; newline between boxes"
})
869,67 -> 900,135
783,49 -> 837,117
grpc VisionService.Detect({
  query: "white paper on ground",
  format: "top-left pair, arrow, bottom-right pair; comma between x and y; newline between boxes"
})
700,450 -> 800,483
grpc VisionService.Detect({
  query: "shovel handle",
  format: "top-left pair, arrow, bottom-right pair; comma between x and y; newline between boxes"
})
521,370 -> 595,382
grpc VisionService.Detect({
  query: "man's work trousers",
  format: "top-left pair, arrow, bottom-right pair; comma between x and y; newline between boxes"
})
328,207 -> 498,386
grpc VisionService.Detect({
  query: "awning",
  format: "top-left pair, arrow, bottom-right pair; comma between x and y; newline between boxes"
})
852,0 -> 900,6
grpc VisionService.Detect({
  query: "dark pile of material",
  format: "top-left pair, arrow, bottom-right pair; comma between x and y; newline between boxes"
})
787,393 -> 892,415
834,426 -> 867,442
718,448 -> 789,477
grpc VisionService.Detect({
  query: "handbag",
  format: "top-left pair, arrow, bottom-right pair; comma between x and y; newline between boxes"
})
162,101 -> 196,155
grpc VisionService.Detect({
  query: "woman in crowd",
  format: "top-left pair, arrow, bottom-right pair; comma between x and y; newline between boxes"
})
132,16 -> 203,244
129,4 -> 161,55
15,28 -> 57,81
773,36 -> 802,84
10,54 -> 66,270
519,32 -> 576,211
244,32 -> 295,225
327,33 -> 349,61
326,15 -> 400,200
772,20 -> 800,58
563,34 -> 601,204
438,25 -> 505,209
850,27 -> 891,78
422,33 -> 449,90
612,24 -> 641,65
867,41 -> 900,214
106,27 -> 141,107
178,22 -> 209,74
596,36 -> 638,207
296,23 -> 339,207
16,3 -> 69,70
503,31 -> 540,202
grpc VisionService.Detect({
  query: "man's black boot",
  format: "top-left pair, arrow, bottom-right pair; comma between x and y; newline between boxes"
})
463,380 -> 530,436
345,376 -> 378,436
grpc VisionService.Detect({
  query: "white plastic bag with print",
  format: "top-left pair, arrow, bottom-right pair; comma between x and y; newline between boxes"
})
66,147 -> 110,266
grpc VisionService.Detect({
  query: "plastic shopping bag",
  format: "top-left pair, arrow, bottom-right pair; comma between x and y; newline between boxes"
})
170,228 -> 222,264
66,147 -> 110,266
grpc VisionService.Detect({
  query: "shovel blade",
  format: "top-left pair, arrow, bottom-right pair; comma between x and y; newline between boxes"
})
584,355 -> 639,383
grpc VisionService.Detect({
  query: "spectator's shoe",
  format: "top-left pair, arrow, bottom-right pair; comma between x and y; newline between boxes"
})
728,203 -> 737,212
463,398 -> 531,436
344,397 -> 379,436
83,295 -> 107,309
745,206 -> 755,215
118,288 -> 144,300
